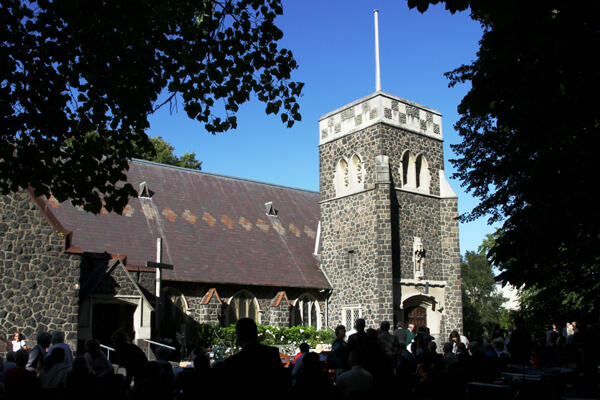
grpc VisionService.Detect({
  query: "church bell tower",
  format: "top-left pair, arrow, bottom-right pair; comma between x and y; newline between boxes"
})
317,11 -> 463,339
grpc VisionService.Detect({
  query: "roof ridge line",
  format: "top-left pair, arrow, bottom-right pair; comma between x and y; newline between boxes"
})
130,158 -> 319,194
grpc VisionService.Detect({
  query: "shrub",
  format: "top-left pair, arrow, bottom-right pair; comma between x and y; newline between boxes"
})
197,323 -> 334,352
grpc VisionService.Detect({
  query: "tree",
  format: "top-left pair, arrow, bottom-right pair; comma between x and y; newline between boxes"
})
408,1 -> 600,321
461,238 -> 506,340
1,0 -> 303,214
136,136 -> 202,170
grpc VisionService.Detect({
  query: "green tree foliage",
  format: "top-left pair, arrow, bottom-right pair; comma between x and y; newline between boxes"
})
461,239 -> 506,340
408,1 -> 600,321
1,0 -> 303,214
136,136 -> 202,170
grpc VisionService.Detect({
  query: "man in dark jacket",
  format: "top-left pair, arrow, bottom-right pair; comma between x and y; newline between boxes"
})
221,318 -> 286,399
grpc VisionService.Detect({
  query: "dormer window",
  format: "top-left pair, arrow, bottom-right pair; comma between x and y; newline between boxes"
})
265,201 -> 278,216
139,181 -> 151,198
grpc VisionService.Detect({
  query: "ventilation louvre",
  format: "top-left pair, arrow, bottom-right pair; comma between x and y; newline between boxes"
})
139,181 -> 151,198
264,201 -> 278,216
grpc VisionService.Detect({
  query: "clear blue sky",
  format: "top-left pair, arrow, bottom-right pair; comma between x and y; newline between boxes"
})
147,0 -> 498,254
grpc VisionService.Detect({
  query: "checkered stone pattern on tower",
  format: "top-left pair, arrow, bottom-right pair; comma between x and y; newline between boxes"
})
319,92 -> 462,339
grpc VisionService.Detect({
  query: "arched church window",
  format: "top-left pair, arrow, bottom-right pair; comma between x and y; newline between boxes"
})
415,154 -> 430,194
334,158 -> 349,197
161,287 -> 188,339
227,291 -> 259,325
350,154 -> 364,185
292,295 -> 320,329
401,151 -> 416,188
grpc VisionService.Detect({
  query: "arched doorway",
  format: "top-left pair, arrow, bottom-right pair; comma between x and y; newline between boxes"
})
405,306 -> 427,328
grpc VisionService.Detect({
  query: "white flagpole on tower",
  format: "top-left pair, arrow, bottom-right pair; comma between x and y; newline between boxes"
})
374,9 -> 381,91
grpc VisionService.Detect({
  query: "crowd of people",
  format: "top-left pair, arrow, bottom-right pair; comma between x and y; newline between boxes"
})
0,317 -> 596,400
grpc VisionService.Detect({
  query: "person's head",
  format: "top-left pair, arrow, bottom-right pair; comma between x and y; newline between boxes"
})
335,325 -> 346,339
37,331 -> 52,348
449,330 -> 460,342
427,341 -> 437,353
15,349 -> 28,368
408,323 -> 415,332
86,338 -> 101,355
111,328 -> 130,347
442,342 -> 453,355
235,317 -> 258,347
72,356 -> 89,375
13,332 -> 23,341
552,324 -> 557,330
302,352 -> 320,373
51,330 -> 65,345
492,338 -> 505,352
355,318 -> 366,332
380,321 -> 391,332
299,342 -> 310,354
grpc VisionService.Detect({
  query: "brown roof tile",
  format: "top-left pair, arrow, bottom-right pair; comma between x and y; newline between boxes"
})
46,160 -> 330,289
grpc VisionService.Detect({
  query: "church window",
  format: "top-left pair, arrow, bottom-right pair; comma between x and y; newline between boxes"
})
342,306 -> 362,330
401,151 -> 416,188
227,291 -> 259,325
292,295 -> 320,328
161,287 -> 188,339
334,155 -> 365,197
334,158 -> 349,196
415,154 -> 430,194
350,154 -> 364,185
348,249 -> 355,269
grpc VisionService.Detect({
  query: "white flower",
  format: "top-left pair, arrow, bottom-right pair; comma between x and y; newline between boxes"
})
299,329 -> 304,333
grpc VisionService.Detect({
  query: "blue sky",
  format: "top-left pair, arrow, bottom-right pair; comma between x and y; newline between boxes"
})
147,0 -> 498,254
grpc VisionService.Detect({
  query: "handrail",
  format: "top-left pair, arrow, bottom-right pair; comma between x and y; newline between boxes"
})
100,344 -> 115,361
142,339 -> 176,359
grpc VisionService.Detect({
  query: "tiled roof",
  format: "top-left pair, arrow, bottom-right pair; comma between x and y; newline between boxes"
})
45,159 -> 329,289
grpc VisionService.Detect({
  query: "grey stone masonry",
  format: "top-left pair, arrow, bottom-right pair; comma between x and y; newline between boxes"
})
439,198 -> 463,337
0,191 -> 81,347
169,284 -> 326,328
319,124 -> 395,329
319,92 -> 462,335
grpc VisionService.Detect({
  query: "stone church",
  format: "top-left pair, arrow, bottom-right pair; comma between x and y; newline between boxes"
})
0,89 -> 462,351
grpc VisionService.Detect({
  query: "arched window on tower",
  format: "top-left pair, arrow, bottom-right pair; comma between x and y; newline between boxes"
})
292,295 -> 320,329
227,291 -> 259,325
415,154 -> 430,194
349,154 -> 364,187
401,151 -> 416,188
334,158 -> 349,197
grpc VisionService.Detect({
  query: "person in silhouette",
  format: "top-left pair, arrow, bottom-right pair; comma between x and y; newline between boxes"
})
221,318 -> 286,399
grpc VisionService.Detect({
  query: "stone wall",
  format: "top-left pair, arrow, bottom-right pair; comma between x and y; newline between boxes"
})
319,125 -> 395,329
440,197 -> 463,337
164,283 -> 326,328
0,191 -> 81,348
319,117 -> 462,334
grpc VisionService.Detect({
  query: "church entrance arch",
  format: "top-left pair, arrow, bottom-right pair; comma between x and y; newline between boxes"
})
92,300 -> 136,346
405,306 -> 427,328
